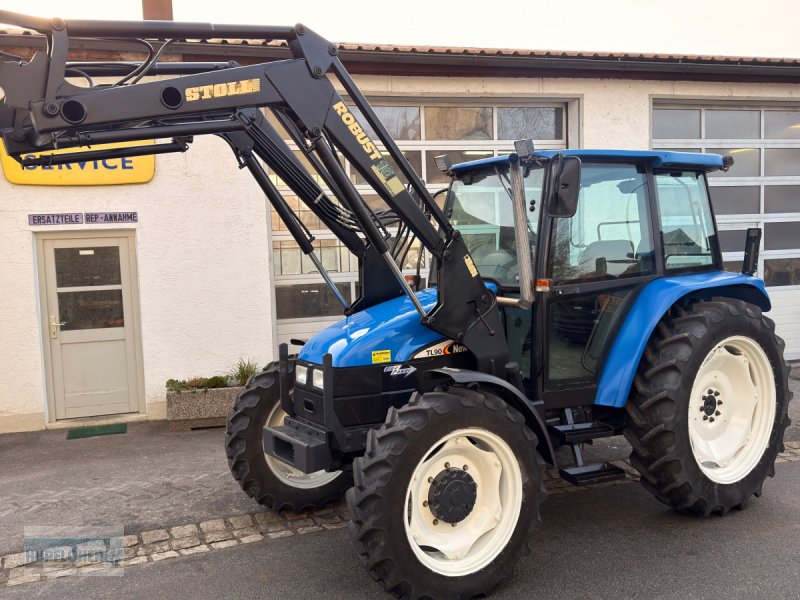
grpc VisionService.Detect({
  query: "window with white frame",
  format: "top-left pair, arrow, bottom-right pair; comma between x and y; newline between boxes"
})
269,100 -> 569,327
653,105 -> 800,290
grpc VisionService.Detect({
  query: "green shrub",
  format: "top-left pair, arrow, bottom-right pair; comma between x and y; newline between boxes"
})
166,375 -> 230,392
229,358 -> 260,387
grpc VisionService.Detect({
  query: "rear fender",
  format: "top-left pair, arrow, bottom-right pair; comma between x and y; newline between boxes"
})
426,367 -> 557,466
595,271 -> 770,409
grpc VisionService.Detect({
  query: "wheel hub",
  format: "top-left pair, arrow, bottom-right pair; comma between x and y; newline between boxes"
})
701,388 -> 722,418
428,467 -> 477,524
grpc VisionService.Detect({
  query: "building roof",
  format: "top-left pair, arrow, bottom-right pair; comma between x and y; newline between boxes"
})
2,29 -> 800,82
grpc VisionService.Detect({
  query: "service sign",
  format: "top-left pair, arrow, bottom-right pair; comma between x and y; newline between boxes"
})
1,140 -> 155,186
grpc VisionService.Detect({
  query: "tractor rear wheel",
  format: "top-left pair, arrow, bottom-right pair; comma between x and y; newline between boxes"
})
347,386 -> 546,599
225,361 -> 351,511
625,298 -> 791,515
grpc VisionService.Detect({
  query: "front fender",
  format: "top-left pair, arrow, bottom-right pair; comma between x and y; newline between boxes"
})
427,367 -> 557,466
595,271 -> 770,408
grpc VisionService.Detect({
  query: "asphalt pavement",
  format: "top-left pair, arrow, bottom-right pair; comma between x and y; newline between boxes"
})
5,460 -> 799,600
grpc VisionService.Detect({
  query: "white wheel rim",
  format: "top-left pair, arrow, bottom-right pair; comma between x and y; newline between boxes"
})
688,336 -> 776,485
264,402 -> 341,489
403,428 -> 523,577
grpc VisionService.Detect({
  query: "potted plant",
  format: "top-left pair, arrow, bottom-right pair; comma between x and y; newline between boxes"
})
166,358 -> 260,431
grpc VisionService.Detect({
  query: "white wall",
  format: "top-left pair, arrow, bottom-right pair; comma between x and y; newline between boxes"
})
0,136 -> 274,431
4,73 -> 800,432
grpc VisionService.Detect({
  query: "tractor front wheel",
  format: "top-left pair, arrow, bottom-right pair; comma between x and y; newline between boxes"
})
625,298 -> 792,515
347,387 -> 546,599
225,361 -> 352,512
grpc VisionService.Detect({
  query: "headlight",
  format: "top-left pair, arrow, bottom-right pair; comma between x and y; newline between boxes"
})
295,365 -> 308,385
312,368 -> 324,390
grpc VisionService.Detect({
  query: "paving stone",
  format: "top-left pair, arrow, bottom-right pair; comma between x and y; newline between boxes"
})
122,535 -> 139,548
203,530 -> 233,543
281,510 -> 311,521
6,570 -> 40,586
140,529 -> 169,545
43,567 -> 77,578
121,547 -> 138,560
171,537 -> 201,551
313,514 -> 342,525
226,515 -> 253,529
233,528 -> 259,539
297,526 -> 323,535
138,541 -> 169,556
8,566 -> 41,581
199,519 -> 228,533
169,524 -> 199,539
119,556 -> 149,568
322,522 -> 348,531
239,534 -> 264,544
3,552 -> 35,570
150,551 -> 180,562
259,522 -> 289,534
76,563 -> 112,575
267,530 -> 295,540
179,545 -> 210,556
210,540 -> 239,550
288,518 -> 315,529
253,512 -> 284,526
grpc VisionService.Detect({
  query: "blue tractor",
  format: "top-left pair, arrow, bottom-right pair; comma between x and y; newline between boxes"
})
0,11 -> 790,599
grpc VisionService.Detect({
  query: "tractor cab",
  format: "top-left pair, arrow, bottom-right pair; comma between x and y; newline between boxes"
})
441,148 -> 733,405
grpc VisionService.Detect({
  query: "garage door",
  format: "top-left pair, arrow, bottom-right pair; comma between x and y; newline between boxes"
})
653,105 -> 800,359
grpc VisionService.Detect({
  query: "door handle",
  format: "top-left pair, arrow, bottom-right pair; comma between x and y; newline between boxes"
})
49,315 -> 66,339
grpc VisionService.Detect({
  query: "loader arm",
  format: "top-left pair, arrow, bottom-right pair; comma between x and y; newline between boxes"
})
0,11 -> 509,375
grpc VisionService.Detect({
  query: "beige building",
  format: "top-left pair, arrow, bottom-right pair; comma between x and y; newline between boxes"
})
1,31 -> 798,433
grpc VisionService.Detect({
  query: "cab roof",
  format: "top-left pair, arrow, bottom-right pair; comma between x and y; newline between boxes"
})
449,150 -> 724,174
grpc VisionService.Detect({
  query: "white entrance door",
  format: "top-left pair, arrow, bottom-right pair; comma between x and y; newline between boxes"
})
40,234 -> 142,419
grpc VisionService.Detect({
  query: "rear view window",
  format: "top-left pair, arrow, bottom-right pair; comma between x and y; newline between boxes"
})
655,172 -> 717,270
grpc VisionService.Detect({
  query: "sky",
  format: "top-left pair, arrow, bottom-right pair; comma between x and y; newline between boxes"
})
2,0 -> 800,58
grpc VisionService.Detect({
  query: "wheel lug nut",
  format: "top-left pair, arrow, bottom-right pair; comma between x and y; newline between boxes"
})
714,391 -> 720,396
703,415 -> 708,421
718,400 -> 723,405
433,519 -> 439,526
451,523 -> 457,528
463,465 -> 468,471
707,389 -> 713,395
423,500 -> 428,507
715,411 -> 721,416
444,462 -> 450,469
700,406 -> 705,412
709,417 -> 715,423
428,477 -> 433,483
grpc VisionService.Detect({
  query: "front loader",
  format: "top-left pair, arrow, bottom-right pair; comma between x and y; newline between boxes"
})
0,11 -> 791,599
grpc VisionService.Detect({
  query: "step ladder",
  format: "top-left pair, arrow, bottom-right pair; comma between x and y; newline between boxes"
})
549,408 -> 626,486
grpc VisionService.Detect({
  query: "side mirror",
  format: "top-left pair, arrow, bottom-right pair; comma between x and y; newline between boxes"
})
545,154 -> 582,218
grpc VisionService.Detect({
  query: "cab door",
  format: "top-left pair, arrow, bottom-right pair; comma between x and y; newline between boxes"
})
536,161 -> 659,407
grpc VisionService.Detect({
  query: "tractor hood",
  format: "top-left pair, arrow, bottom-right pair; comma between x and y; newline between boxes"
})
298,288 -> 446,367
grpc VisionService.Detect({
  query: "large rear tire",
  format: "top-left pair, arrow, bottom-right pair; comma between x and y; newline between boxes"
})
225,361 -> 352,512
624,298 -> 792,515
347,386 -> 546,599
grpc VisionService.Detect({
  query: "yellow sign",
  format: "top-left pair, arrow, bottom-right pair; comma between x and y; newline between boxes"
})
371,350 -> 391,364
1,140 -> 156,186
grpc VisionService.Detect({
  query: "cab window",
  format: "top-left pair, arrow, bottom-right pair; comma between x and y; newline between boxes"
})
448,166 -> 542,287
654,171 -> 716,270
548,163 -> 655,284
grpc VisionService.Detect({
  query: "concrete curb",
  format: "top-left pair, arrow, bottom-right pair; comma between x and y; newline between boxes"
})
3,446 -> 800,589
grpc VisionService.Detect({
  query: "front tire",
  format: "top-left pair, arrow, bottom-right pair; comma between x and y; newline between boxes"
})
225,361 -> 352,512
347,387 -> 546,599
625,298 -> 792,515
